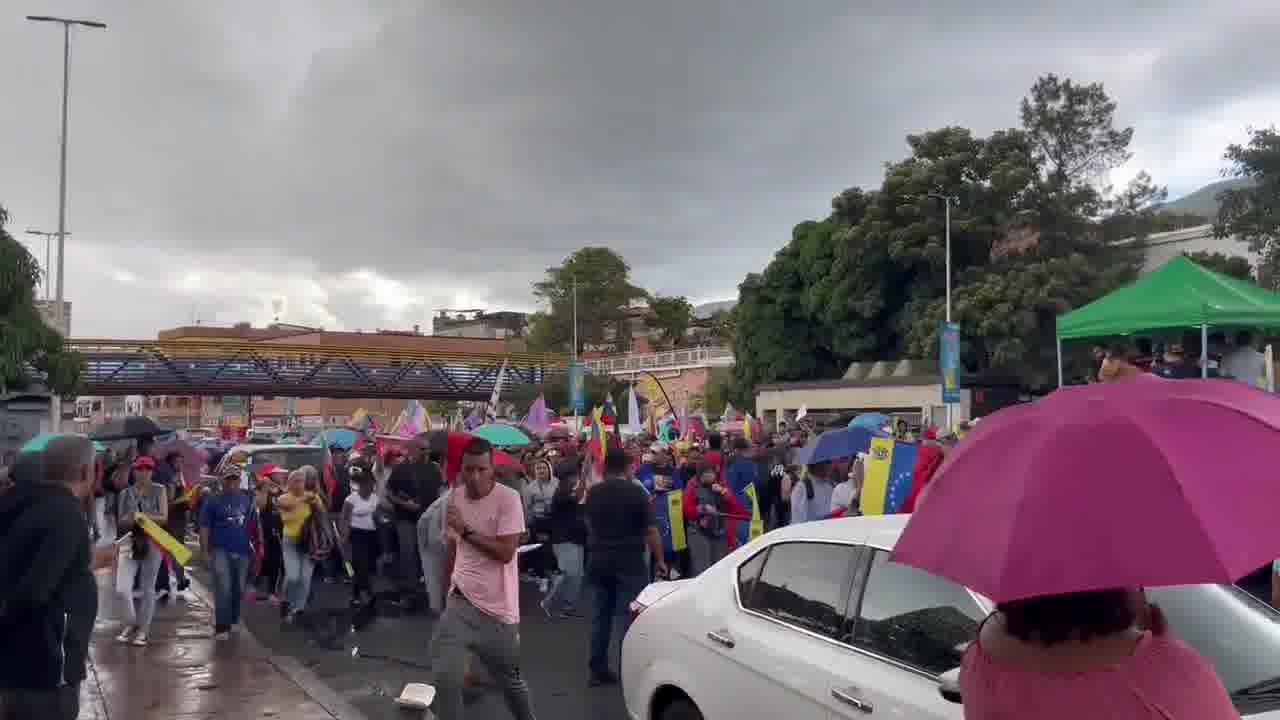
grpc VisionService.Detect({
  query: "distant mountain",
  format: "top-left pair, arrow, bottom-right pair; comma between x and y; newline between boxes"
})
693,300 -> 736,319
1160,177 -> 1255,219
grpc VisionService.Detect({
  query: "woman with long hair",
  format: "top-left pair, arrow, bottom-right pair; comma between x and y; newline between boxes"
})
115,455 -> 169,646
276,468 -> 324,622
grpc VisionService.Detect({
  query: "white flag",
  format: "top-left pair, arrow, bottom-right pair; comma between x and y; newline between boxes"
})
626,385 -> 642,433
486,359 -> 509,423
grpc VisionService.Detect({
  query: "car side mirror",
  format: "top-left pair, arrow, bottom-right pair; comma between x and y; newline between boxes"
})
938,667 -> 962,704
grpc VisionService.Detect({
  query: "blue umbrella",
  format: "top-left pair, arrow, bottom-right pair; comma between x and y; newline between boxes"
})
795,426 -> 877,465
313,428 -> 359,450
849,412 -> 892,432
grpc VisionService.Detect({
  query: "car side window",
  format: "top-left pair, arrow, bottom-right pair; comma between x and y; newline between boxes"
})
742,542 -> 853,640
849,549 -> 986,675
736,547 -> 769,606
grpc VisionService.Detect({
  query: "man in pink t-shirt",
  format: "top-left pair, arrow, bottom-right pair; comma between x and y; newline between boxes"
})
430,437 -> 536,720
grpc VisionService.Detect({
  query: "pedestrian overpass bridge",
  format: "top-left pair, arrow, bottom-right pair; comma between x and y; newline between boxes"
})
68,339 -> 568,400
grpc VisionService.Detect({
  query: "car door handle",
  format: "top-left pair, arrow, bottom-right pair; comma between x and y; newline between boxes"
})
705,630 -> 735,648
831,687 -> 874,713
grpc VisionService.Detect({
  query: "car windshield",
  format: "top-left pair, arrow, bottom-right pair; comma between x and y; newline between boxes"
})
1146,584 -> 1280,696
248,448 -> 327,472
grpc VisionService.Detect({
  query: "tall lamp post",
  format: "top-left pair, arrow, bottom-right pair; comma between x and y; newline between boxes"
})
24,229 -> 70,302
926,192 -> 960,430
26,14 -> 107,335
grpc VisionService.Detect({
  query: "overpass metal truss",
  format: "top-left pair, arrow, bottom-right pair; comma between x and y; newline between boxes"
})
69,339 -> 568,400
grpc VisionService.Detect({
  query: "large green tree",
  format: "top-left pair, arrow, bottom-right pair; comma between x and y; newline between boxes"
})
1215,127 -> 1280,288
526,247 -> 648,354
0,206 -> 82,395
733,73 -> 1154,392
648,294 -> 693,349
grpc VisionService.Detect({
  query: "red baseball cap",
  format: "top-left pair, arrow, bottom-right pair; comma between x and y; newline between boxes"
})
133,455 -> 156,470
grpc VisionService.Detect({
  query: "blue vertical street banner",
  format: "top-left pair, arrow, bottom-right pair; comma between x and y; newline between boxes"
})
940,321 -> 961,404
568,363 -> 586,415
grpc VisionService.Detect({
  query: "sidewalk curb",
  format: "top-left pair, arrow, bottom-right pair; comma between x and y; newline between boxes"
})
186,575 -> 370,720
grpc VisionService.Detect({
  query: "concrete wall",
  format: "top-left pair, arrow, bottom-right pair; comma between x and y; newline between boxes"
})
755,382 -> 971,429
1134,224 -> 1257,274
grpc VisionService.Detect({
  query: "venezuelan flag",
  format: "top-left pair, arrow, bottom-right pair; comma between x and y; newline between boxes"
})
136,514 -> 193,566
859,437 -> 919,516
653,487 -> 687,554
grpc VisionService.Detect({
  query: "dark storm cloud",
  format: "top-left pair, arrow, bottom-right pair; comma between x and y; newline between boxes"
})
3,0 -> 1277,334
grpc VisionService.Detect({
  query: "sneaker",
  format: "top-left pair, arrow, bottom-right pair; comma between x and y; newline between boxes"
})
213,631 -> 231,641
115,627 -> 135,644
130,633 -> 149,647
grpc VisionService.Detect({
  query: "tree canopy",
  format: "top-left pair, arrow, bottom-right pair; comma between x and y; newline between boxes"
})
1216,127 -> 1280,288
0,205 -> 83,395
733,73 -> 1151,394
527,247 -> 648,354
648,294 -> 693,349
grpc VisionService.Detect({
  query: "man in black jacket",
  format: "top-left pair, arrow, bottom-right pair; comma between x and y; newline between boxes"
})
0,435 -> 114,720
386,438 -> 443,607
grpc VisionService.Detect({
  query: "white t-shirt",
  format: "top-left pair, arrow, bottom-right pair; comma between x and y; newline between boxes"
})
346,491 -> 380,531
1222,346 -> 1266,389
830,480 -> 859,514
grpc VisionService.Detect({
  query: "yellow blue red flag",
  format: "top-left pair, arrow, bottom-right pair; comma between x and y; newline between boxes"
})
859,437 -> 919,516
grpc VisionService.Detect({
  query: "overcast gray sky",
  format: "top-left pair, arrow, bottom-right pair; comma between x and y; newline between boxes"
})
4,1 -> 1277,338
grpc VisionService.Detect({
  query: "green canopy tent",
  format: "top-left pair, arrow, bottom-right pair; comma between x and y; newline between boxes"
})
1055,255 -> 1280,385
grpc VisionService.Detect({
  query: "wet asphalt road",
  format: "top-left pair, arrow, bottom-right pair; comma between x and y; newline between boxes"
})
197,569 -> 633,720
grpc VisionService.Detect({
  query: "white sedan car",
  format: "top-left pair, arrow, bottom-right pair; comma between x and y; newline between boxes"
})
622,514 -> 1280,719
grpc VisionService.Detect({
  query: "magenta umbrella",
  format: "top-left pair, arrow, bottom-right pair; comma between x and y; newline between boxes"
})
892,375 -> 1280,603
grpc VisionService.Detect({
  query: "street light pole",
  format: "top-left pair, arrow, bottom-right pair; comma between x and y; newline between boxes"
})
26,14 -> 107,336
25,229 -> 71,302
926,192 -> 960,430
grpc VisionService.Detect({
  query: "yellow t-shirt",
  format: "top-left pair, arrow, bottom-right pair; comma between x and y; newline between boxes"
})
279,492 -> 316,541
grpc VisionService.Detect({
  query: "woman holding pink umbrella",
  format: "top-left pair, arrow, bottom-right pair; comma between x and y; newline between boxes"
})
893,376 -> 1277,719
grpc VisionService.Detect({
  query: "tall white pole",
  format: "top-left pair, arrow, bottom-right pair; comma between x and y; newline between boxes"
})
943,197 -> 954,431
944,198 -> 952,323
572,274 -> 579,432
45,234 -> 51,301
55,21 -> 70,335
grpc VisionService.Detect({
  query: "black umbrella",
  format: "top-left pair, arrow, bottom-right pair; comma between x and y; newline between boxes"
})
89,416 -> 173,441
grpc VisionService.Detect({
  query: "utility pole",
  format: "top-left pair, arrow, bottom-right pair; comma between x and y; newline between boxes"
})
927,192 -> 960,431
26,14 -> 107,336
24,229 -> 69,302
572,274 -> 580,432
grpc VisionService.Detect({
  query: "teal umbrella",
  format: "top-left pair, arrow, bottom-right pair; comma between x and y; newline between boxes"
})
20,433 -> 62,453
473,423 -> 532,447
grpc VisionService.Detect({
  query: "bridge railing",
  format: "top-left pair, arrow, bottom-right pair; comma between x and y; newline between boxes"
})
584,346 -> 734,374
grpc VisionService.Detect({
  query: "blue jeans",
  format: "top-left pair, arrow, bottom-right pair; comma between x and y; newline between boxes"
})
281,539 -> 316,612
544,543 -> 584,613
210,548 -> 250,629
586,572 -> 649,676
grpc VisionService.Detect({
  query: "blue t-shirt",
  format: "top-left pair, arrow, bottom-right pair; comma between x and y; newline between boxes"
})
199,491 -> 255,557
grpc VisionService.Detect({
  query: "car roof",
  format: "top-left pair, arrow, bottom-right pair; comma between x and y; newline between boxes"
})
764,513 -> 909,551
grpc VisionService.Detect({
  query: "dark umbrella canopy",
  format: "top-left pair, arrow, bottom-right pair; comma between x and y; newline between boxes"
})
89,416 -> 173,441
794,426 -> 877,465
